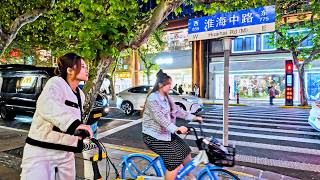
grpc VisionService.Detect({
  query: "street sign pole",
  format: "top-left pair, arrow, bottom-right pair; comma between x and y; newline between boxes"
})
222,37 -> 233,146
188,5 -> 275,146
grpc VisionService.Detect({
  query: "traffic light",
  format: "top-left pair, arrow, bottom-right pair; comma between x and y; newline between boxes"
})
285,60 -> 293,74
285,60 -> 294,106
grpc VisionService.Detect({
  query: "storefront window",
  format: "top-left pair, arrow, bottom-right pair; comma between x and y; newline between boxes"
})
163,29 -> 192,52
232,35 -> 256,53
234,74 -> 285,98
261,33 -> 277,51
307,72 -> 320,100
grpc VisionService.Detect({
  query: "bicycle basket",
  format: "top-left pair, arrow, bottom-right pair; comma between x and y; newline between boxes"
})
196,138 -> 236,167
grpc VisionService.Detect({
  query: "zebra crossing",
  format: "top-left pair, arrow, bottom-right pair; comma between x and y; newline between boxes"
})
181,106 -> 320,173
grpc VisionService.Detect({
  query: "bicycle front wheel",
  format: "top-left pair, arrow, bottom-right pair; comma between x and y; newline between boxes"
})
198,169 -> 240,180
121,155 -> 162,179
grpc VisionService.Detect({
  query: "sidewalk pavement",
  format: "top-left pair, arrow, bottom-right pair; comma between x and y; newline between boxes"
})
0,127 -> 299,180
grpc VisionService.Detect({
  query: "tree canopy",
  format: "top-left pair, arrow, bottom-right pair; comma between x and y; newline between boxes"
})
274,0 -> 320,105
0,0 -> 274,117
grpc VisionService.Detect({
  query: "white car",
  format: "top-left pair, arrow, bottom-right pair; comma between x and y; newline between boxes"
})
308,101 -> 320,131
117,85 -> 203,115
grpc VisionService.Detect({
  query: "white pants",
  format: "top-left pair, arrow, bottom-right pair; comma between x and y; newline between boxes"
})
20,155 -> 75,180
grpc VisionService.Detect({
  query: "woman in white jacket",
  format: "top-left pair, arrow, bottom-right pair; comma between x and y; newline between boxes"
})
20,53 -> 93,180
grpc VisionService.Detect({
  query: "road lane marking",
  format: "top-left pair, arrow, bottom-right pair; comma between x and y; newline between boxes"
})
203,118 -> 313,129
185,135 -> 320,155
201,128 -> 320,144
0,125 -> 28,133
237,154 -> 320,172
201,114 -> 309,125
97,118 -> 142,139
202,113 -> 308,122
100,117 -> 135,122
189,122 -> 320,136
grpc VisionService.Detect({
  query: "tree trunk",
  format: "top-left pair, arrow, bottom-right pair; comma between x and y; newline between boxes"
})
298,64 -> 308,106
82,54 -> 112,123
106,74 -> 116,100
147,68 -> 151,85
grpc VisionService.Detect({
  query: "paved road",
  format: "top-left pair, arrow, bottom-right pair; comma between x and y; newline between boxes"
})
99,105 -> 320,179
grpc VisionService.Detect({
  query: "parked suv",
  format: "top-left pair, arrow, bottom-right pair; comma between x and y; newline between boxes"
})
0,64 -> 109,121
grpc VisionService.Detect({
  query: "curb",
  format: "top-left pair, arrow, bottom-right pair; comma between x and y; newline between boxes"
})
279,105 -> 311,109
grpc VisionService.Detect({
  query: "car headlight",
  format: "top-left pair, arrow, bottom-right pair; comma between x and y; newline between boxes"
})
104,107 -> 110,113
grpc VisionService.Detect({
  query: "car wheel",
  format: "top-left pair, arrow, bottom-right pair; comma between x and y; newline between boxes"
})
121,101 -> 134,115
175,102 -> 186,111
0,106 -> 15,121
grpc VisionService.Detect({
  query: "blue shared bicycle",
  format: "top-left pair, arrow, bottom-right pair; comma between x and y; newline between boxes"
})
120,125 -> 239,180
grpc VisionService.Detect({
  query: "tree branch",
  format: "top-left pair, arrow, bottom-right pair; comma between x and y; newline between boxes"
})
0,0 -> 56,55
126,0 -> 182,49
298,13 -> 314,46
305,49 -> 320,64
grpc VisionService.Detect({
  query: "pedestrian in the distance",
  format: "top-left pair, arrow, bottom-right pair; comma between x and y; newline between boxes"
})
178,84 -> 184,94
20,53 -> 93,180
194,84 -> 199,97
142,69 -> 203,180
173,84 -> 178,91
269,85 -> 275,105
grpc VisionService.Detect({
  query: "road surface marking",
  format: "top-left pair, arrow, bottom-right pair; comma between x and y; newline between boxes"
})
203,113 -> 308,123
100,117 -> 135,122
237,154 -> 320,172
97,119 -> 142,139
203,118 -> 313,129
189,122 -> 319,136
185,135 -> 320,155
0,125 -> 28,133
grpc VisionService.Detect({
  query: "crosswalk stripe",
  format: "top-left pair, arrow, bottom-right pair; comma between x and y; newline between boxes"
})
203,118 -> 313,129
238,154 -> 320,172
185,135 -> 320,156
195,128 -> 320,144
203,112 -> 308,121
201,114 -> 309,125
205,109 -> 309,114
190,146 -> 320,172
188,122 -> 319,136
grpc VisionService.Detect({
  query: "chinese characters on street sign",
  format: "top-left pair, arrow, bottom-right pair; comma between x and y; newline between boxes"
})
188,5 -> 275,41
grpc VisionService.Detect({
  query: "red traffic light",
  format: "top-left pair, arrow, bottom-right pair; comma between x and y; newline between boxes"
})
285,60 -> 293,74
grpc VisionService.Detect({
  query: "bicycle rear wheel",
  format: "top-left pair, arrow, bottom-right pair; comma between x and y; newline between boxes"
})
121,155 -> 162,179
198,169 -> 240,180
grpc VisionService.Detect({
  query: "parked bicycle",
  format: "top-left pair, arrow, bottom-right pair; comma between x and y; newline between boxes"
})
120,123 -> 239,180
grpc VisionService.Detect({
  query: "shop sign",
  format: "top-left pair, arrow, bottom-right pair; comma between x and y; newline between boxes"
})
188,5 -> 275,41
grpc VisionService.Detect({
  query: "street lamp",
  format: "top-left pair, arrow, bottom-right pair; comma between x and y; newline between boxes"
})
222,37 -> 233,146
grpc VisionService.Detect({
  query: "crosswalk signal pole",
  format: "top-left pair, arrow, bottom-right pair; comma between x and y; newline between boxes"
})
222,37 -> 233,146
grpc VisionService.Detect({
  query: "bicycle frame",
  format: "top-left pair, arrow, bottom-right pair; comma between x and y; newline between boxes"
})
121,154 -> 165,177
121,125 -> 236,180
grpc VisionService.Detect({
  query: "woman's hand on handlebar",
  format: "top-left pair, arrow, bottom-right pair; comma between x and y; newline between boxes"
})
192,116 -> 203,123
76,124 -> 93,140
176,126 -> 189,134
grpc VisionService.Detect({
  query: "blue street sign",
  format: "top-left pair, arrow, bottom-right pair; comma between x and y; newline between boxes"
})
188,5 -> 275,41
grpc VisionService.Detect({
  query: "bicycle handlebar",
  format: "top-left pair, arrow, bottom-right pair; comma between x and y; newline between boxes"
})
74,129 -> 91,139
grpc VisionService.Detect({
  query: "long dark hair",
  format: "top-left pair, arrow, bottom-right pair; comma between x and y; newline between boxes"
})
142,69 -> 172,116
54,53 -> 83,80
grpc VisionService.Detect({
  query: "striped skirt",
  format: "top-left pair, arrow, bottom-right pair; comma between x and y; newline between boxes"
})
143,133 -> 191,171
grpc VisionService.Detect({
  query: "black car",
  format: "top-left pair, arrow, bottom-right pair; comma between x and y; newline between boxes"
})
0,64 -> 109,121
